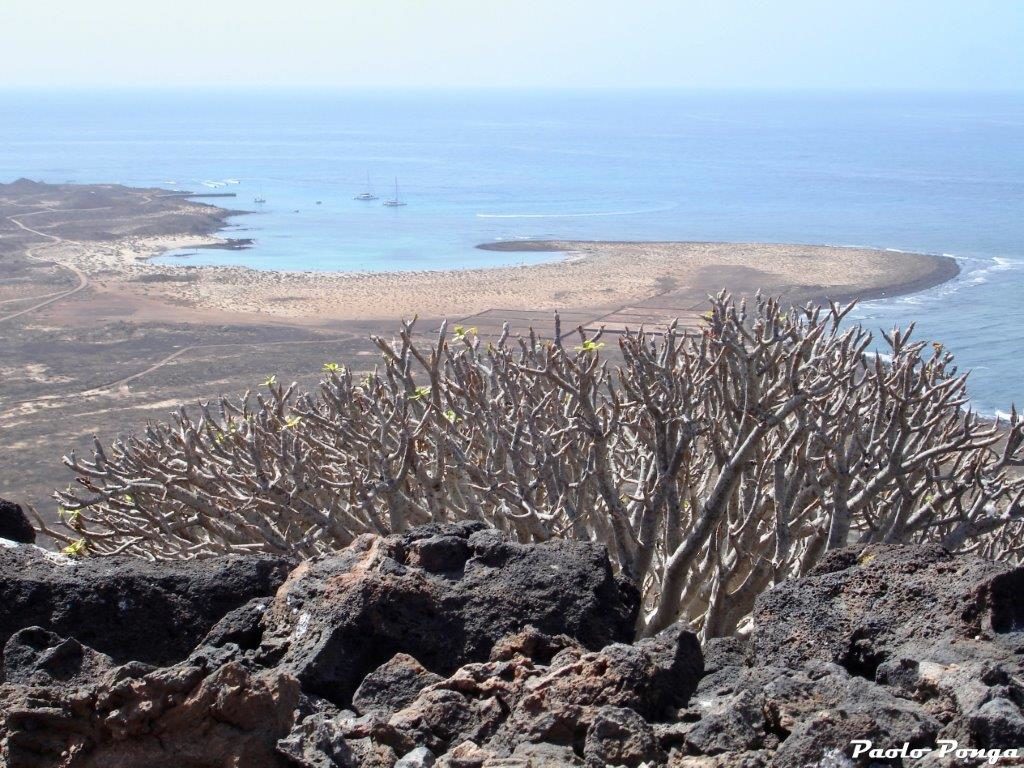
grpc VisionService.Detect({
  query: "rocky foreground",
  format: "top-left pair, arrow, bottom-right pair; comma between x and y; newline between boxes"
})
1,508 -> 1022,767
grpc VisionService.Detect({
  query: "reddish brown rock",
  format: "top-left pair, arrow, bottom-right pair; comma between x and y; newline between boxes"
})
258,522 -> 639,707
1,650 -> 300,768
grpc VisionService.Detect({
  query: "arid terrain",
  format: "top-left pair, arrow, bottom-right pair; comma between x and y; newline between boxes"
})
0,180 -> 958,518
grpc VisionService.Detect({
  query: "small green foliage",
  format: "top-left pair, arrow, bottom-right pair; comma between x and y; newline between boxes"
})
409,386 -> 431,401
57,506 -> 81,522
214,422 -> 238,444
443,408 -> 461,423
62,539 -> 87,558
284,416 -> 302,429
322,362 -> 344,373
453,325 -> 477,341
263,375 -> 277,387
575,340 -> 605,353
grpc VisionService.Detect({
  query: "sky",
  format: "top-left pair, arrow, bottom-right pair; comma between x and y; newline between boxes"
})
0,0 -> 1021,90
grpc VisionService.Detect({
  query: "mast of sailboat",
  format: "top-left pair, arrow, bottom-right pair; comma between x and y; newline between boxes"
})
383,177 -> 406,206
355,172 -> 378,200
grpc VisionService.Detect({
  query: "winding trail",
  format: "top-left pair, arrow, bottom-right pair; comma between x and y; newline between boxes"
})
1,203 -> 362,412
0,212 -> 89,324
0,290 -> 68,306
78,335 -> 360,396
4,335 -> 361,412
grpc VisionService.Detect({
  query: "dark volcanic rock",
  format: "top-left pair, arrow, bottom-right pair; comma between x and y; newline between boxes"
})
3,626 -> 118,687
635,622 -> 704,715
276,711 -> 359,768
753,543 -> 1020,674
740,543 -> 1024,766
353,654 -> 445,717
0,546 -> 292,672
345,624 -> 702,760
0,498 -> 35,544
690,662 -> 940,768
4,530 -> 1022,768
507,627 -> 703,725
259,522 -> 639,706
583,706 -> 661,767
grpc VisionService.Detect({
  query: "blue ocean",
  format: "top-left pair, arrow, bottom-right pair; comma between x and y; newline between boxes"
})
1,90 -> 1021,413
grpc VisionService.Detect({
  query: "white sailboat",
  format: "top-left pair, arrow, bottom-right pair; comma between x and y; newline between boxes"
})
382,177 -> 407,207
354,172 -> 378,201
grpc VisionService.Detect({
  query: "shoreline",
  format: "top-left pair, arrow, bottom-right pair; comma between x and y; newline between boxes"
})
105,239 -> 958,325
3,181 -> 963,326
475,239 -> 960,308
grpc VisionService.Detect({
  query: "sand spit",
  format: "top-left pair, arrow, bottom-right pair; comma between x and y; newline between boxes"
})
34,236 -> 958,328
1,181 -> 958,332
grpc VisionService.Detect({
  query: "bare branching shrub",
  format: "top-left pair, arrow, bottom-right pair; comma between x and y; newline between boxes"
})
45,294 -> 1024,637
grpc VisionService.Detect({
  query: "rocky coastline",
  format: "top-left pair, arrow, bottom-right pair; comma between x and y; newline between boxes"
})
1,498 -> 1022,767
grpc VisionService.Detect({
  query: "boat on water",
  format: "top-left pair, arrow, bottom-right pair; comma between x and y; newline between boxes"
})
383,177 -> 407,207
253,185 -> 266,204
354,172 -> 378,201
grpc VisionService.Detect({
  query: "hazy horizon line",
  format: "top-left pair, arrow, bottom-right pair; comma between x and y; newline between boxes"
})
3,85 -> 1023,95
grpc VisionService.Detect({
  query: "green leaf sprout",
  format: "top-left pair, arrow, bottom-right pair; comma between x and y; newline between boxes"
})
409,386 -> 431,401
62,539 -> 87,558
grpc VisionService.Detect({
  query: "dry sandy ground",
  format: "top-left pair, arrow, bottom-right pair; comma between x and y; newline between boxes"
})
32,233 -> 956,331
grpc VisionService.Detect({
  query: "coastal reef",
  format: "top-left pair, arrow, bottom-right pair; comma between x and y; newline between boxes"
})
2,522 -> 1023,767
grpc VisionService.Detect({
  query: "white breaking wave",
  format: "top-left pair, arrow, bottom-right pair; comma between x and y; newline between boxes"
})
957,255 -> 1021,288
476,204 -> 677,219
863,253 -> 1023,310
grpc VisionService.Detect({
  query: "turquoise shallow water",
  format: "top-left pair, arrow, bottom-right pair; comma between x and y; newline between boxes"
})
1,89 -> 1022,412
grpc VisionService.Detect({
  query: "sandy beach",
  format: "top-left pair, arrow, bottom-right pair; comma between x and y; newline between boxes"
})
27,232 -> 959,331
0,179 -> 959,334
